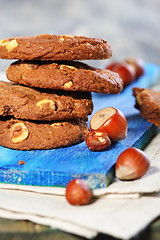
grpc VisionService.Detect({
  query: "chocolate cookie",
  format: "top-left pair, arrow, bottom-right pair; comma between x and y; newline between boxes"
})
133,87 -> 160,127
0,81 -> 93,121
6,61 -> 123,94
0,118 -> 88,150
0,34 -> 112,60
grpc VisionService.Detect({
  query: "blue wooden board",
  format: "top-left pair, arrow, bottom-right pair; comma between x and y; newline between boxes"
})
0,63 -> 159,189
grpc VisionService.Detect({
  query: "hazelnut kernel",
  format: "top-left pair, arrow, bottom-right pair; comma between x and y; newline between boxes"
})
0,39 -> 18,51
59,35 -> 74,41
36,99 -> 56,110
63,81 -> 73,88
51,122 -> 62,127
0,40 -> 7,46
136,95 -> 142,105
11,123 -> 29,143
60,65 -> 77,71
66,65 -> 77,70
59,65 -> 66,70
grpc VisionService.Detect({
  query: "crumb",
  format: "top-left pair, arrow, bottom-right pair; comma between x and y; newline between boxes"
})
18,160 -> 26,165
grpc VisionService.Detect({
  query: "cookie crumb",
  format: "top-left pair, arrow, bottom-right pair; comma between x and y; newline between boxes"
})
18,160 -> 26,165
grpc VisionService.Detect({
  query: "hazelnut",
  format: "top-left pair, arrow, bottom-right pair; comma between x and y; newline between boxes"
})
11,123 -> 29,143
0,40 -> 7,46
124,58 -> 144,78
36,99 -> 56,111
65,179 -> 92,206
115,147 -> 150,180
59,65 -> 77,71
59,65 -> 66,70
66,65 -> 77,70
51,122 -> 62,127
105,61 -> 135,87
90,107 -> 128,141
85,131 -> 111,151
0,40 -> 6,45
63,81 -> 73,88
136,94 -> 143,105
59,35 -> 74,41
0,39 -> 18,51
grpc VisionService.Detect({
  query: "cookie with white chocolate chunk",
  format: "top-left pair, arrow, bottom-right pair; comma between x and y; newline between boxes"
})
6,60 -> 123,94
0,34 -> 112,61
0,81 -> 93,121
0,118 -> 88,150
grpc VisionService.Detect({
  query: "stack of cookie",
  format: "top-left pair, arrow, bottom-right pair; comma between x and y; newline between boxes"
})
0,34 -> 123,150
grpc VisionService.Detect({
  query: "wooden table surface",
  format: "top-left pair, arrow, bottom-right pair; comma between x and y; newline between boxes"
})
0,217 -> 160,240
0,0 -> 160,239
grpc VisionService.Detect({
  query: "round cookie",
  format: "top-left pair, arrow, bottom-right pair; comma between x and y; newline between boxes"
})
6,61 -> 123,94
0,118 -> 88,150
0,81 -> 93,121
133,87 -> 160,127
0,34 -> 112,60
